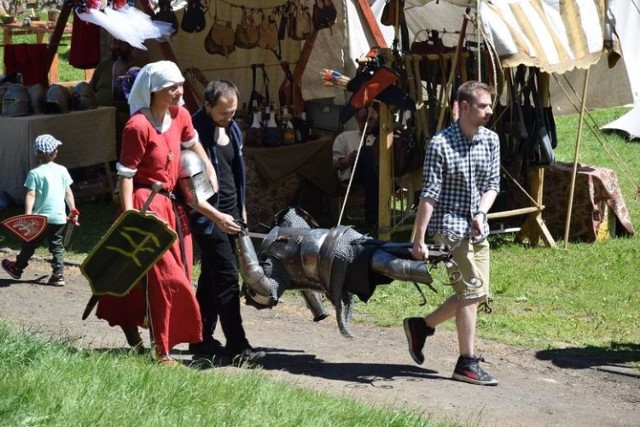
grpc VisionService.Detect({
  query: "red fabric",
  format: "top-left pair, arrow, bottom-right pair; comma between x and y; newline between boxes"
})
96,106 -> 201,356
3,43 -> 49,86
349,66 -> 399,110
543,162 -> 634,242
69,17 -> 101,69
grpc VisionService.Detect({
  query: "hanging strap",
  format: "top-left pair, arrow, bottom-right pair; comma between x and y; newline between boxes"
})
260,64 -> 270,105
251,63 -> 258,93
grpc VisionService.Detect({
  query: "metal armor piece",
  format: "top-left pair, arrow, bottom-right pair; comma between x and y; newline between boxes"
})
72,82 -> 98,110
28,83 -> 47,115
238,207 -> 458,337
176,150 -> 215,204
2,83 -> 31,117
299,289 -> 330,322
235,230 -> 279,307
0,82 -> 11,102
236,227 -> 329,322
259,227 -> 329,289
45,84 -> 72,114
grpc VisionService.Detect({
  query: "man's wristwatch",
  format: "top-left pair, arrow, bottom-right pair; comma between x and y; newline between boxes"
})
474,210 -> 487,221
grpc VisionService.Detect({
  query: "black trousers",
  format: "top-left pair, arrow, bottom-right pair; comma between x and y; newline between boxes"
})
16,223 -> 65,275
193,226 -> 249,351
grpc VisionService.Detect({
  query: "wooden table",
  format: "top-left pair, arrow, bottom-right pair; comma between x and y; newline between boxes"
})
1,21 -> 71,83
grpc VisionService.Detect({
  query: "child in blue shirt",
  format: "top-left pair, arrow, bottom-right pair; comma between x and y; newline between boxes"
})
2,134 -> 78,286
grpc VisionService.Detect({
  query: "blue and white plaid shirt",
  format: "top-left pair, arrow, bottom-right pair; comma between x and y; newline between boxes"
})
420,122 -> 500,238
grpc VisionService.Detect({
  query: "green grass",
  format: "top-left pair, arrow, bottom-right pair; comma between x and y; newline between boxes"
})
0,322 -> 442,427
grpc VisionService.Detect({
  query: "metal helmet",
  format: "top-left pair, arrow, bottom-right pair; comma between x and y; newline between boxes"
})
176,150 -> 215,205
72,82 -> 98,110
28,83 -> 47,115
2,83 -> 31,117
0,82 -> 11,103
45,84 -> 72,114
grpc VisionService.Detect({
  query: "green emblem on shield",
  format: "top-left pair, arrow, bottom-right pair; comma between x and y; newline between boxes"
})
81,211 -> 177,297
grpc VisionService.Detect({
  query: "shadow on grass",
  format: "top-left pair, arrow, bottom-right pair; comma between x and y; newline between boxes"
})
536,342 -> 640,376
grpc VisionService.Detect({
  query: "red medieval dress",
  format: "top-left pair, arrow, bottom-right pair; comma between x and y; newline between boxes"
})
96,105 -> 202,355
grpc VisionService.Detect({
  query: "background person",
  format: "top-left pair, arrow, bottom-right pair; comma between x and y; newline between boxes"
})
89,38 -> 145,153
403,81 -> 500,386
2,134 -> 78,287
94,61 -> 216,365
332,106 -> 380,227
190,79 -> 264,363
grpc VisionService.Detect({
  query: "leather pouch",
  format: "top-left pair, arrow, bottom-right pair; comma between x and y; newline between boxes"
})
258,11 -> 280,51
234,8 -> 259,49
180,0 -> 207,33
312,0 -> 337,30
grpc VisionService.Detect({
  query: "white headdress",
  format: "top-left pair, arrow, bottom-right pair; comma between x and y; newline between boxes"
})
127,61 -> 185,115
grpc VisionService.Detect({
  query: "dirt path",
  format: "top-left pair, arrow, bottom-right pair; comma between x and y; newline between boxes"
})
1,251 -> 638,427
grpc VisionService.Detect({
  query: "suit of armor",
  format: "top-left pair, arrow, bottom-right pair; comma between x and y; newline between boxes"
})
236,208 -> 458,337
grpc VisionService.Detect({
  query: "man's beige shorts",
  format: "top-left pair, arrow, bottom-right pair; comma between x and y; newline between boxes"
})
434,234 -> 490,300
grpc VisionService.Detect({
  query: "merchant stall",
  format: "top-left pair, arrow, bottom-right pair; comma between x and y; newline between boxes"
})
8,0 -> 636,243
1,6 -> 115,203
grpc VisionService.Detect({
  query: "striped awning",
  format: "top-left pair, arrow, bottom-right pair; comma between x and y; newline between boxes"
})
479,0 -> 606,74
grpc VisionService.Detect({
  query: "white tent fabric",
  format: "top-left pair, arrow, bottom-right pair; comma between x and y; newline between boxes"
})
601,103 -> 640,140
600,0 -> 640,139
606,0 -> 640,103
479,0 -> 604,74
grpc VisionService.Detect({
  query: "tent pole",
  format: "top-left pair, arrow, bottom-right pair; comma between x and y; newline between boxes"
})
377,102 -> 393,241
354,0 -> 387,48
477,0 -> 481,81
562,67 -> 590,248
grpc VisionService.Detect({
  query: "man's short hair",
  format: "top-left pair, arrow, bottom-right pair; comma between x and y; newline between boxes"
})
456,81 -> 495,104
203,80 -> 240,107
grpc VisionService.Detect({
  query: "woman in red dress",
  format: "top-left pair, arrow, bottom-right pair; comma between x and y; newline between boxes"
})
96,61 -> 216,365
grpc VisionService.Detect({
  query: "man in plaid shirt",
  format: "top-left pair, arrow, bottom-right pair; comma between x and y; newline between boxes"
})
403,81 -> 501,386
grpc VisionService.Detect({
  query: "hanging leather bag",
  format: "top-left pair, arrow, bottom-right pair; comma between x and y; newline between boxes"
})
180,0 -> 207,33
312,0 -> 337,31
234,7 -> 260,49
258,10 -> 280,51
204,1 -> 235,58
153,0 -> 179,35
381,0 -> 405,27
289,0 -> 313,41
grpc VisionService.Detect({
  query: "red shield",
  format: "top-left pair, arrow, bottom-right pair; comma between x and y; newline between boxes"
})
1,214 -> 48,242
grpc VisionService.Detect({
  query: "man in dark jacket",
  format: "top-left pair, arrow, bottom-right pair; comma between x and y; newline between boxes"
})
190,80 -> 263,363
